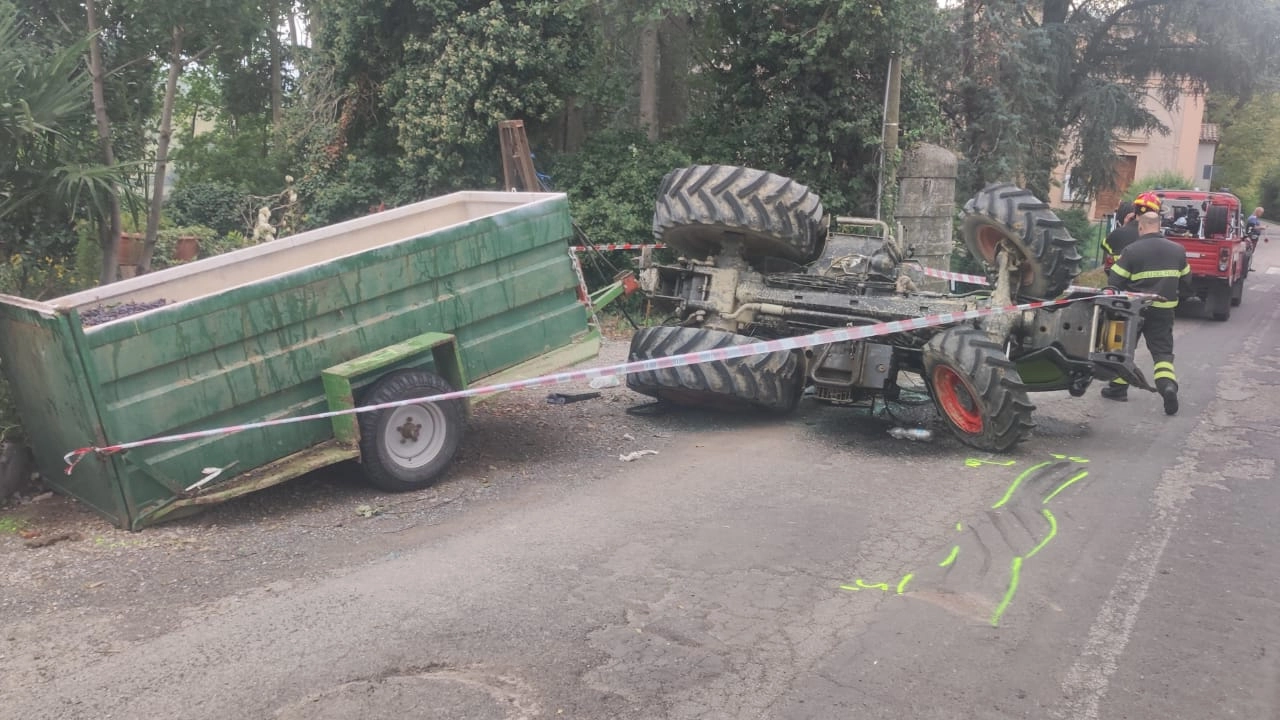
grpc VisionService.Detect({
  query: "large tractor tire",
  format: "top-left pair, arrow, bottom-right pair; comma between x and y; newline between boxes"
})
626,325 -> 803,413
962,183 -> 1082,298
923,327 -> 1034,452
653,165 -> 827,264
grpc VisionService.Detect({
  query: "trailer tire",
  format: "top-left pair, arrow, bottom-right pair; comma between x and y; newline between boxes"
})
626,326 -> 803,413
654,165 -> 827,264
1204,205 -> 1229,236
962,183 -> 1082,298
923,327 -> 1034,452
358,369 -> 466,492
1231,277 -> 1244,307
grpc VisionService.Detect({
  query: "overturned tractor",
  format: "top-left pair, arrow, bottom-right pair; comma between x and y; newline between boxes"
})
628,165 -> 1154,451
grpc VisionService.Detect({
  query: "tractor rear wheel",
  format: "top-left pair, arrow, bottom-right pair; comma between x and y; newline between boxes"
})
626,326 -> 803,413
962,183 -> 1082,298
923,327 -> 1034,451
653,165 -> 827,264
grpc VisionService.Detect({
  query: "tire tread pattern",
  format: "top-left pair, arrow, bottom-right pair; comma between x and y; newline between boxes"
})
357,369 -> 466,492
627,326 -> 802,412
962,183 -> 1083,298
654,165 -> 827,263
924,326 -> 1035,451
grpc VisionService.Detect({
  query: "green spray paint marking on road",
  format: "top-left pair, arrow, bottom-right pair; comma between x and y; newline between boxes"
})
955,522 -> 963,531
896,573 -> 914,594
1050,453 -> 1090,464
939,546 -> 960,567
1025,509 -> 1058,559
965,458 -> 1018,468
1043,470 -> 1089,504
990,555 -> 1023,627
839,579 -> 892,592
991,461 -> 1053,509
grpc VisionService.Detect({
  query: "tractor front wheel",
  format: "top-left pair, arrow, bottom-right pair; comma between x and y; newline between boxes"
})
923,327 -> 1034,451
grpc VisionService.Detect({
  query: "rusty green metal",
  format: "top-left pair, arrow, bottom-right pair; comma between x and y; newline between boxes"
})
0,192 -> 596,529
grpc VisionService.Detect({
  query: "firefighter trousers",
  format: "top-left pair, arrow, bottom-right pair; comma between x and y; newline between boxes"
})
1112,307 -> 1176,386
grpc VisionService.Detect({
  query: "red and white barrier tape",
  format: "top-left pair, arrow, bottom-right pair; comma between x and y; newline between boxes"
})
63,291 -> 1144,474
912,264 -> 1098,295
570,243 -> 666,252
915,266 -> 990,285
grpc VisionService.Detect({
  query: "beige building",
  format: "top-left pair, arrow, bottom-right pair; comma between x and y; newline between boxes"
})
1050,84 -> 1218,219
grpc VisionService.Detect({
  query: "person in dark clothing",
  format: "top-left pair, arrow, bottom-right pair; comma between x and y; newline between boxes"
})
1104,211 -> 1193,415
1101,192 -> 1161,260
1102,202 -> 1138,260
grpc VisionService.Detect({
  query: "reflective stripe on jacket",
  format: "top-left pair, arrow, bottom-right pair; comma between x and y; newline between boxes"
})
1107,232 -> 1192,308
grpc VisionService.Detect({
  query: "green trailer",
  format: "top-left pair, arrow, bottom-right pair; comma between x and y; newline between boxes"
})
0,191 -> 603,529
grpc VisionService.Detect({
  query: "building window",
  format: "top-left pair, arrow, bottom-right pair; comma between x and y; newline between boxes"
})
1062,169 -> 1084,203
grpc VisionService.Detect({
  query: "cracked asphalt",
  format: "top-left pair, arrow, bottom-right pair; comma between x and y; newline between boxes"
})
2,244 -> 1279,719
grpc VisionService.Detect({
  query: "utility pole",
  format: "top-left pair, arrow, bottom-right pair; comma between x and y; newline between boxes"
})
876,53 -> 902,223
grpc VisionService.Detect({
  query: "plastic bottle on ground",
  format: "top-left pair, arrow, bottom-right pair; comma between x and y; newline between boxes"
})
887,426 -> 933,442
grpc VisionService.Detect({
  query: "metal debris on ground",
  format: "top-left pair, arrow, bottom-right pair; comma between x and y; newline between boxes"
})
546,392 -> 602,405
619,450 -> 659,462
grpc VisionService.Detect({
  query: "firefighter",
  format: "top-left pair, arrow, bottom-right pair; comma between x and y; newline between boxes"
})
1101,192 -> 1162,261
1102,210 -> 1192,415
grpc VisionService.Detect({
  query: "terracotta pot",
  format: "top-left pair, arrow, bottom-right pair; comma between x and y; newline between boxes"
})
175,236 -> 200,262
116,232 -> 143,266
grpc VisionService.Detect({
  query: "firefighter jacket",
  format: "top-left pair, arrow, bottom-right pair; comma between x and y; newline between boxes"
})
1107,232 -> 1193,309
1101,220 -> 1140,258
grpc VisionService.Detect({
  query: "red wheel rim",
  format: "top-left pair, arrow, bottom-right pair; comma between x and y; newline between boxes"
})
932,365 -> 984,434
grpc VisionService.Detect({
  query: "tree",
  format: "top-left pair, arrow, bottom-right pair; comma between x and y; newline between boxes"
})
85,0 -> 123,284
1211,92 -> 1280,208
136,0 -> 266,273
0,1 -> 131,297
925,0 -> 1280,200
681,0 -> 945,213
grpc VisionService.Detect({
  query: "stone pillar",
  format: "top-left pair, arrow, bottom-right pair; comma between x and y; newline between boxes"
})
896,144 -> 959,292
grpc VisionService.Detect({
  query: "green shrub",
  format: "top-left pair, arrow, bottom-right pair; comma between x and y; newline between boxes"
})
1124,171 -> 1196,202
167,182 -> 250,236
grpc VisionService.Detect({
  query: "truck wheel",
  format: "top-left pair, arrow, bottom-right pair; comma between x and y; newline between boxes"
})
1204,205 -> 1229,236
962,183 -> 1082,298
923,327 -> 1034,452
358,369 -> 466,492
654,165 -> 827,264
1210,282 -> 1232,321
1231,277 -> 1245,307
626,326 -> 803,413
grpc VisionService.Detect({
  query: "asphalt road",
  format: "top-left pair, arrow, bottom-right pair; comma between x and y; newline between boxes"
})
3,244 -> 1279,719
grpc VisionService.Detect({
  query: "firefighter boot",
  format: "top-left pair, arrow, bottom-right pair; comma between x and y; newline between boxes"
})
1100,381 -> 1128,401
1157,378 -> 1179,416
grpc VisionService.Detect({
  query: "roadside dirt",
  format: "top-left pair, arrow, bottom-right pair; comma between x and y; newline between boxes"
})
0,339 -> 666,621
0,329 -> 946,692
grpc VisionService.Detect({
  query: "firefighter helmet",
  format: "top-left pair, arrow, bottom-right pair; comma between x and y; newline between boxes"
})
1134,191 -> 1162,213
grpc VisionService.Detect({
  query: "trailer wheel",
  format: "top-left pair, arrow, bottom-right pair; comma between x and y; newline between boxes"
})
962,183 -> 1082,298
923,327 -> 1034,452
626,326 -> 803,413
358,369 -> 465,492
1231,277 -> 1245,307
654,165 -> 827,264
